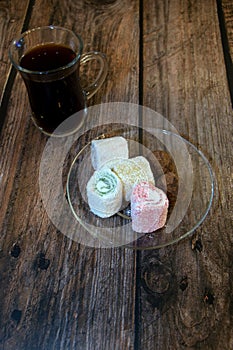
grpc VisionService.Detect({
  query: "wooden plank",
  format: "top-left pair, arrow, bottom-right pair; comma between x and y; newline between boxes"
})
0,0 -> 139,349
221,0 -> 233,60
140,0 -> 233,349
0,0 -> 30,99
0,0 -> 32,239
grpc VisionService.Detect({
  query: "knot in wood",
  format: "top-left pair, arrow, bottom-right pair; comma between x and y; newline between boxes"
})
191,236 -> 203,252
143,269 -> 170,294
141,257 -> 172,296
179,276 -> 188,291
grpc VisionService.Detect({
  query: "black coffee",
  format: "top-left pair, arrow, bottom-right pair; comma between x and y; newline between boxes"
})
20,43 -> 85,135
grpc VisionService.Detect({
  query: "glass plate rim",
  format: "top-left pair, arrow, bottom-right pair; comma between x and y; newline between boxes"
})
66,129 -> 215,250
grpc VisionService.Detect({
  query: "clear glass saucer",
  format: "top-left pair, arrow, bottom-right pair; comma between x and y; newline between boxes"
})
66,127 -> 215,249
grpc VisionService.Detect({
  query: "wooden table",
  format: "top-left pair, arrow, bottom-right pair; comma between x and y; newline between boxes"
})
0,0 -> 232,349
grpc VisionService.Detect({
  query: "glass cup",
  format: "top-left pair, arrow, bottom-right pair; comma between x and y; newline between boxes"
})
9,25 -> 108,136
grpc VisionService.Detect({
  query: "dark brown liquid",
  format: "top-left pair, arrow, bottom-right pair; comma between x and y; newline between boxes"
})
20,43 -> 85,135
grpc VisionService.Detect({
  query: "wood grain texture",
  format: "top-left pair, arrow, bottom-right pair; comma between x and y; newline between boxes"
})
0,0 -> 30,99
0,0 -> 233,349
222,0 -> 233,59
140,0 -> 233,349
0,0 -> 139,349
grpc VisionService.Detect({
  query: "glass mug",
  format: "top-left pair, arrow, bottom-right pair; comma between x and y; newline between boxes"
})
9,25 -> 108,136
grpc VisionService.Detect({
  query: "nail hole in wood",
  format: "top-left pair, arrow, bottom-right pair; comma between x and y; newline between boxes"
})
10,243 -> 21,258
35,253 -> 50,270
11,309 -> 22,323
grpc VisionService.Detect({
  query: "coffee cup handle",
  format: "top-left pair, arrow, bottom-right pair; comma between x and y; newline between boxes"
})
80,51 -> 108,99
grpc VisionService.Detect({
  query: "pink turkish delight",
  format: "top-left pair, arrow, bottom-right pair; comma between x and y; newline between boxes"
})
131,181 -> 169,233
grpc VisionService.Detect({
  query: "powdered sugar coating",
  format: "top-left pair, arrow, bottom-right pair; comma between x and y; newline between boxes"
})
86,168 -> 123,218
91,136 -> 129,170
110,156 -> 155,202
131,181 -> 169,233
